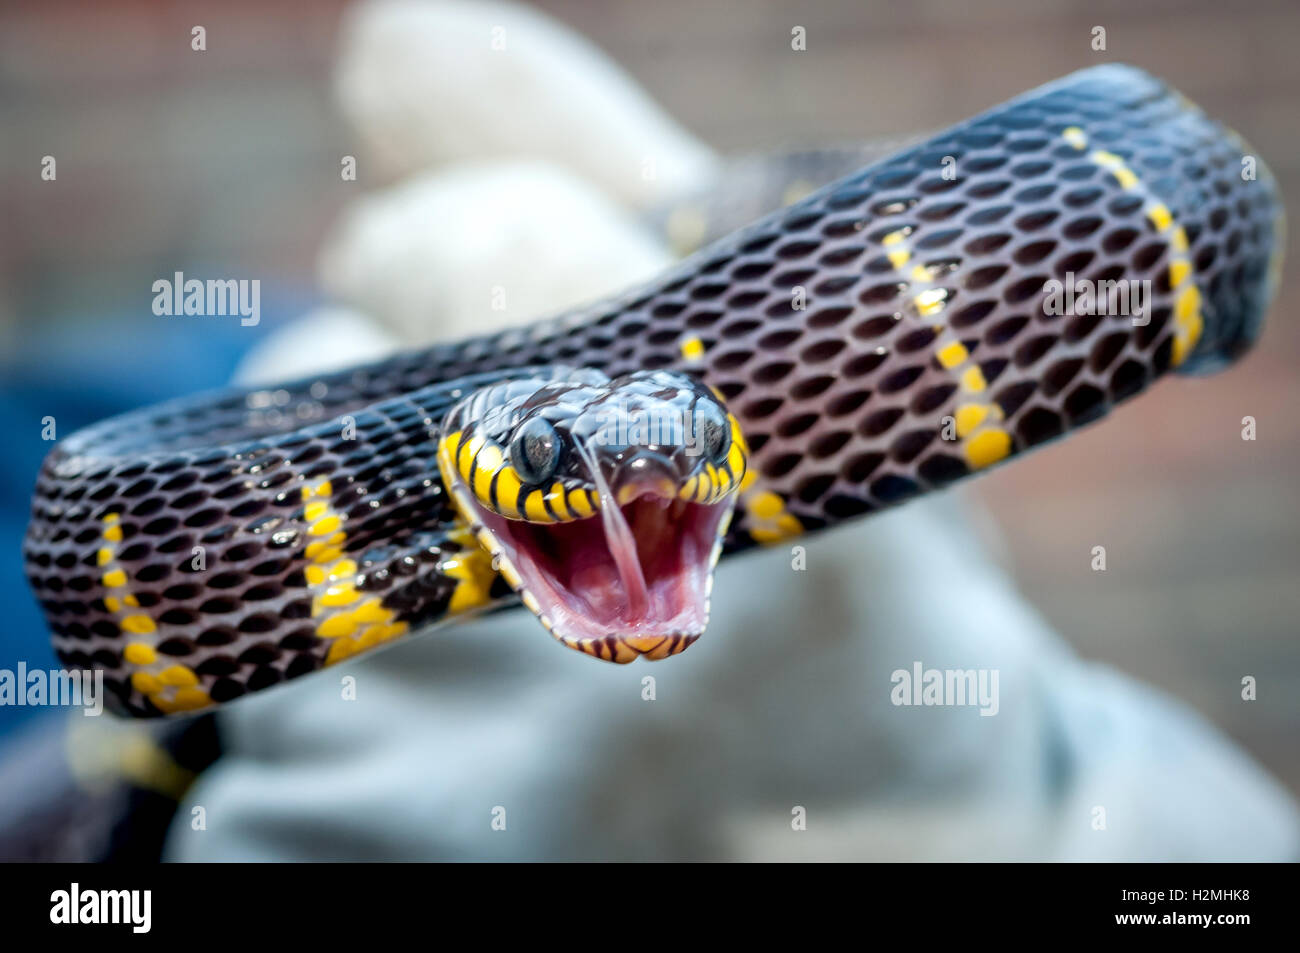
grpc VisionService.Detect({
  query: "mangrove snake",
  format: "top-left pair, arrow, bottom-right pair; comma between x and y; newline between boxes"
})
24,65 -> 1284,717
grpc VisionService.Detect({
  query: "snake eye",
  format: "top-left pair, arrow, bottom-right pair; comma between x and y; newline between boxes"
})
510,417 -> 560,485
696,404 -> 731,465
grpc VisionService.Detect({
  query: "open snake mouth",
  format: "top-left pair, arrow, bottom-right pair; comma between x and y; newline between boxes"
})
435,368 -> 747,662
461,490 -> 733,662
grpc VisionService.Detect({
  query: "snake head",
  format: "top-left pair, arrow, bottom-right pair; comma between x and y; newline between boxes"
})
437,368 -> 747,662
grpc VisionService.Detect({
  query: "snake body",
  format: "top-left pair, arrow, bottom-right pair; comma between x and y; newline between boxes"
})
25,65 -> 1284,716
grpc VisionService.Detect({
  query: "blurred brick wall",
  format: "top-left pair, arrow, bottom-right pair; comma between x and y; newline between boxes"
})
0,0 -> 351,346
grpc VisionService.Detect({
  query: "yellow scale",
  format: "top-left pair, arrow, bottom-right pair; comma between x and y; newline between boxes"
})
1065,127 -> 1204,367
876,223 -> 1014,472
728,418 -> 803,546
101,513 -> 211,714
680,319 -> 805,546
299,480 -> 415,665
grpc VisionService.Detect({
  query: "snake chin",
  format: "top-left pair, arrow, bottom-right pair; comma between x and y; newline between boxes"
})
467,494 -> 732,662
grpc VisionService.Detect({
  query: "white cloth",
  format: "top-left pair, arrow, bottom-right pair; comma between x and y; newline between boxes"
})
317,162 -> 670,342
334,0 -> 717,208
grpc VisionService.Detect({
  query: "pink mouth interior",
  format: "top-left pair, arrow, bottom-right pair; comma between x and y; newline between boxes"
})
468,493 -> 729,646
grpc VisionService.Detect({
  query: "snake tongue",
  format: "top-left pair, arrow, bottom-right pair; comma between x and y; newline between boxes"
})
586,448 -> 651,622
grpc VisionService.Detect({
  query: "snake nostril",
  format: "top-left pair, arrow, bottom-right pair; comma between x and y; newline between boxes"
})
610,453 -> 684,504
615,480 -> 676,506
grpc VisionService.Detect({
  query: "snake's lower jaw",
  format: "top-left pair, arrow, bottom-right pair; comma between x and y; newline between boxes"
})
464,492 -> 734,664
561,630 -> 703,663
